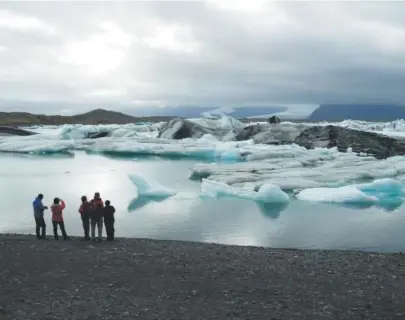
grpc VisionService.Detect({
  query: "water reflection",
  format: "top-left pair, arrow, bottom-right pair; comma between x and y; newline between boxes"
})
127,196 -> 168,211
256,202 -> 288,219
327,198 -> 404,212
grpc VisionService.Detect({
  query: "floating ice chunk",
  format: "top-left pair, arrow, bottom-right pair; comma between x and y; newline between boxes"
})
296,185 -> 376,203
219,115 -> 244,131
128,174 -> 177,198
89,137 -> 251,161
234,178 -> 327,191
58,123 -> 161,140
295,178 -> 405,206
200,178 -> 289,203
198,134 -> 219,143
357,178 -> 405,198
191,151 -> 405,189
0,136 -> 74,154
189,114 -> 244,131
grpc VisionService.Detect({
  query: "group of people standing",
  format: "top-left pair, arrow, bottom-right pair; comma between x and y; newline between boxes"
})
33,192 -> 116,242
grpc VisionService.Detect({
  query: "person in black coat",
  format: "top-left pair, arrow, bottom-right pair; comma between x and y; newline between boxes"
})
103,200 -> 116,241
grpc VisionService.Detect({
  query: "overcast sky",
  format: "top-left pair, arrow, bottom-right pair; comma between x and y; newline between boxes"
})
0,1 -> 405,114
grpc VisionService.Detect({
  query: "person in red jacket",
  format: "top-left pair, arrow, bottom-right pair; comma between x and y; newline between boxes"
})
79,196 -> 91,240
51,197 -> 69,240
90,192 -> 104,242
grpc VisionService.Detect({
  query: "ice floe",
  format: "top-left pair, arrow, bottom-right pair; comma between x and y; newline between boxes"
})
128,173 -> 177,198
200,178 -> 289,203
295,178 -> 405,207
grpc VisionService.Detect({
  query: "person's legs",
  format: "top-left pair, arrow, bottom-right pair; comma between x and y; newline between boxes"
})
91,219 -> 96,240
35,218 -> 41,239
52,221 -> 58,240
110,218 -> 115,241
97,218 -> 103,241
104,218 -> 110,240
40,217 -> 46,238
83,214 -> 90,239
105,218 -> 114,241
59,221 -> 68,240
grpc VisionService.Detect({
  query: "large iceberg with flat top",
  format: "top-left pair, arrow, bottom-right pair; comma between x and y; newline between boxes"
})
191,151 -> 405,190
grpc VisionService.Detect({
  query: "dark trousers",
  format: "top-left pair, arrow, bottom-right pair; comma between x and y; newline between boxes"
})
91,218 -> 103,240
35,217 -> 46,239
52,221 -> 68,240
81,214 -> 90,239
104,217 -> 115,241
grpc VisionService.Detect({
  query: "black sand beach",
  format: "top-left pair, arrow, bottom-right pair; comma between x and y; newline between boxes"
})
0,234 -> 405,320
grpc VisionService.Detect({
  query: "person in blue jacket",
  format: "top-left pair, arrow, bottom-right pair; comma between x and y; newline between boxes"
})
33,193 -> 48,239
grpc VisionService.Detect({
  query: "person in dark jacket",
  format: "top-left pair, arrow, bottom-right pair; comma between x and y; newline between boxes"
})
90,192 -> 104,242
33,193 -> 48,239
103,200 -> 116,241
79,196 -> 91,240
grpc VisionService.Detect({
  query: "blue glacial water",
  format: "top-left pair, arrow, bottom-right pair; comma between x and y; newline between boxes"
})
1,151 -> 405,253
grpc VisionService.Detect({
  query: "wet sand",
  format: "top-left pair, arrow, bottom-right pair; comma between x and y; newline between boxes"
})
0,234 -> 405,319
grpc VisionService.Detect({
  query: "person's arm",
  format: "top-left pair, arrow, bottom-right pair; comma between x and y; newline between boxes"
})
112,206 -> 115,214
60,200 -> 66,210
79,204 -> 83,214
39,200 -> 48,210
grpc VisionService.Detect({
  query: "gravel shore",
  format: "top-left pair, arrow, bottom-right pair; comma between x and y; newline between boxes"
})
0,234 -> 405,320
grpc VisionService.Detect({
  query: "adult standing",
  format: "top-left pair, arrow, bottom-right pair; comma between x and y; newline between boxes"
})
51,197 -> 69,240
79,196 -> 91,240
33,194 -> 48,240
90,192 -> 104,242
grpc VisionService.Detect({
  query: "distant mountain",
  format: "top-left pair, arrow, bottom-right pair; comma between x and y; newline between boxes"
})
308,104 -> 405,121
0,109 -> 172,126
127,106 -> 287,118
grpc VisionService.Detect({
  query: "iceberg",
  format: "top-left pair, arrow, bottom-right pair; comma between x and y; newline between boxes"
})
295,178 -> 405,207
200,178 -> 289,203
88,136 -> 252,161
191,150 -> 405,190
0,136 -> 74,154
58,123 -> 162,140
128,174 -> 177,198
3,118 -> 405,192
189,113 -> 244,131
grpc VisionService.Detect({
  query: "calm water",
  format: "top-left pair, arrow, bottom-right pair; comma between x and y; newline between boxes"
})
1,151 -> 405,252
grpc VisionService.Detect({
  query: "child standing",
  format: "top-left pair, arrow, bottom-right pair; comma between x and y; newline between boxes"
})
51,197 -> 69,240
103,200 -> 116,241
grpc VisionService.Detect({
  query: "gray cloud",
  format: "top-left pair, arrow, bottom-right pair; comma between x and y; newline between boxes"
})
0,1 -> 404,114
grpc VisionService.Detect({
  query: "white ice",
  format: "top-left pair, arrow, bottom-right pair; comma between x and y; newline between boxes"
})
200,178 -> 289,203
189,114 -> 245,131
295,178 -> 405,205
191,147 -> 405,190
0,135 -> 75,154
87,135 -> 254,161
2,118 -> 405,191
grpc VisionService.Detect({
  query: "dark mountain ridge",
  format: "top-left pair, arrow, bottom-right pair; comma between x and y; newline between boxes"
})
0,109 -> 174,126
